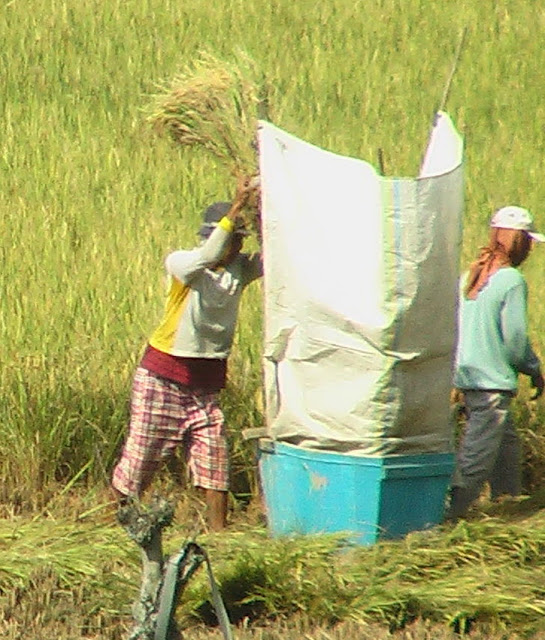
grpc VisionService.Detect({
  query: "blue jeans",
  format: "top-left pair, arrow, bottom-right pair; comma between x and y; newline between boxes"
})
448,389 -> 520,519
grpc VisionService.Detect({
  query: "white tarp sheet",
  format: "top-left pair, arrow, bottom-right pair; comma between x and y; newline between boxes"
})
258,112 -> 464,455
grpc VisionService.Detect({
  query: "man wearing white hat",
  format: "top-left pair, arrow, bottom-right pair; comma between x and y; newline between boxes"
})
448,205 -> 545,520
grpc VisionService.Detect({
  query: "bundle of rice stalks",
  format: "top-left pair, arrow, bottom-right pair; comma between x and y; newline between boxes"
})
147,50 -> 262,176
146,51 -> 265,236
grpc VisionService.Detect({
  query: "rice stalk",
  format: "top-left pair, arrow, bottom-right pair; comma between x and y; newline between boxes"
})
146,51 -> 263,179
145,51 -> 266,236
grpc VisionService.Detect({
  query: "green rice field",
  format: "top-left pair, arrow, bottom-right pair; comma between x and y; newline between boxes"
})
2,0 -> 545,637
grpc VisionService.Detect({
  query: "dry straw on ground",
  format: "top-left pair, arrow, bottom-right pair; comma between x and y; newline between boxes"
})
3,493 -> 545,639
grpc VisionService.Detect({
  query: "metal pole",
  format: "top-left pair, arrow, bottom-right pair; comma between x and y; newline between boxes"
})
419,26 -> 468,174
437,26 -> 468,116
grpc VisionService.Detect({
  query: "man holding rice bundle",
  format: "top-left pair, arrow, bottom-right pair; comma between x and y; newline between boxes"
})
448,205 -> 545,520
112,179 -> 262,530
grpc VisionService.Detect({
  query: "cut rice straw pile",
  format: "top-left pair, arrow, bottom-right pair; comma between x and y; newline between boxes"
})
4,498 -> 545,636
0,516 -> 138,612
179,506 -> 545,635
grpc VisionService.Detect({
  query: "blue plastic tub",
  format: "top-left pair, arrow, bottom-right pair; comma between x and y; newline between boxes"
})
258,440 -> 454,545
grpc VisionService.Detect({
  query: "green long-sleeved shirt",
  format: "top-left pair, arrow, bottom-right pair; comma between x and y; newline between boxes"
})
454,267 -> 541,391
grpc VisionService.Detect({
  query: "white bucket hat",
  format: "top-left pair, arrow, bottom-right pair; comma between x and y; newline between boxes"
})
490,205 -> 545,242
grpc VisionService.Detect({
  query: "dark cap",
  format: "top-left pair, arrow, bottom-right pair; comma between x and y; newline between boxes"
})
198,201 -> 249,238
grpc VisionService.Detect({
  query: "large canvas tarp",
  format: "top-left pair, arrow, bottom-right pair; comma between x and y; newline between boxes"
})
257,113 -> 464,455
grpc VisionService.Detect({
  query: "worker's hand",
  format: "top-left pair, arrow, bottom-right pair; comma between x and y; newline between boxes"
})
450,388 -> 467,420
450,388 -> 464,406
531,373 -> 544,400
228,176 -> 253,218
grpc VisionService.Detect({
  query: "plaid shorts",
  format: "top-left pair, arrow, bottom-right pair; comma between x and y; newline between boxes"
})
112,367 -> 228,496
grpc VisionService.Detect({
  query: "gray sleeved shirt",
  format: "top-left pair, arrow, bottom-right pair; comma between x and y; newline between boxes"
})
149,223 -> 262,358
